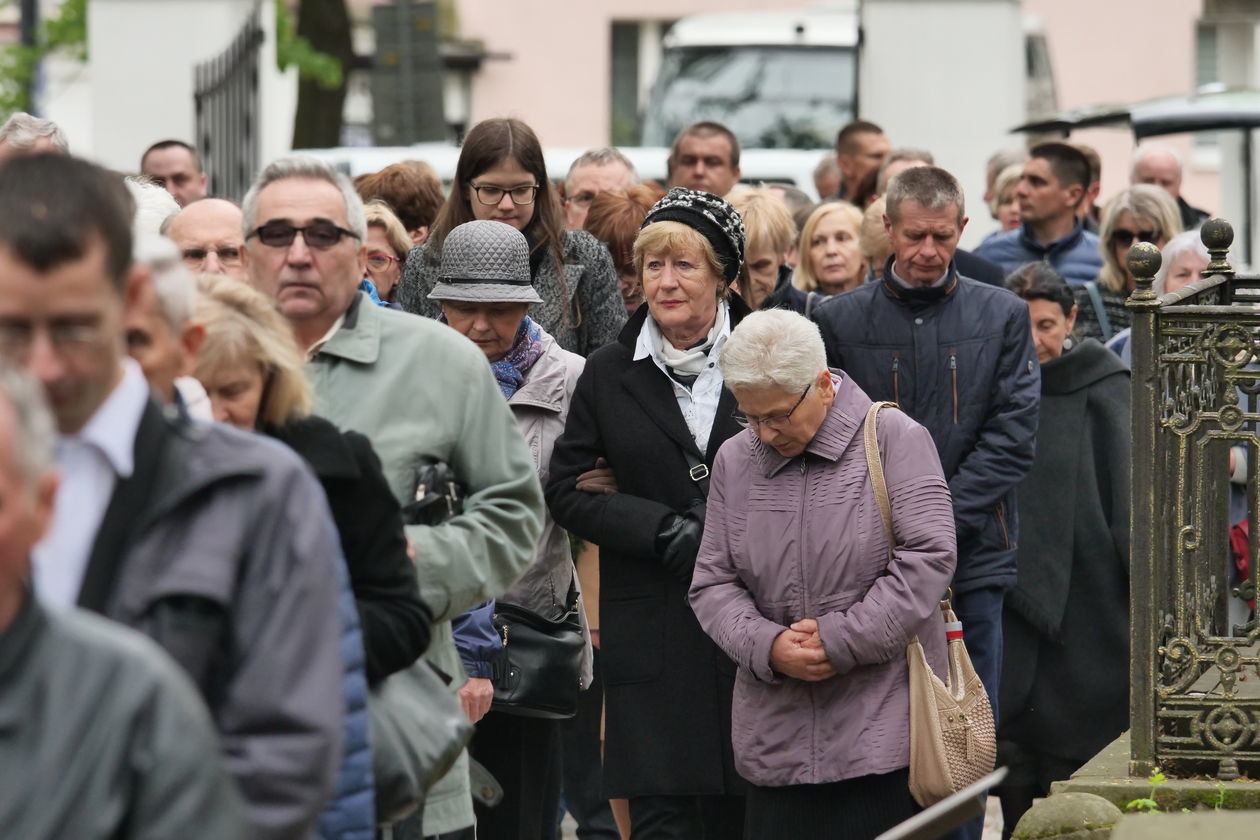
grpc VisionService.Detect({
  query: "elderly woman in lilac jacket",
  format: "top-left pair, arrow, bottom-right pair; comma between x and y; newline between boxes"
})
689,309 -> 957,840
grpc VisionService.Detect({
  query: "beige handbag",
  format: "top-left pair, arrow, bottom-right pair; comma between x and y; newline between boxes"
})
863,401 -> 997,809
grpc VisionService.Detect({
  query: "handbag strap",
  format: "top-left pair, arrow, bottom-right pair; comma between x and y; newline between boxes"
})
1084,280 -> 1113,342
681,447 -> 711,497
864,402 -> 955,617
863,401 -> 897,563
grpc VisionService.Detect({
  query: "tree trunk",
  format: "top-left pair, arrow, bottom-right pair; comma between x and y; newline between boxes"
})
291,0 -> 353,149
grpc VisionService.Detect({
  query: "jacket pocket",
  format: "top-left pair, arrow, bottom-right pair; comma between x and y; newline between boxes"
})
994,500 -> 1012,551
600,593 -> 663,685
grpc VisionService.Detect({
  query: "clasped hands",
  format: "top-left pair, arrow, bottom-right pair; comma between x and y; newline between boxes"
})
770,618 -> 837,682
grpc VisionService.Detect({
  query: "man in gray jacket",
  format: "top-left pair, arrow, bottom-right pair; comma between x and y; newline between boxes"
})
0,154 -> 345,840
0,366 -> 245,839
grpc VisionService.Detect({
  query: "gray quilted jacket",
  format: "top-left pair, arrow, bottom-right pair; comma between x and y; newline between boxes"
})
399,229 -> 627,357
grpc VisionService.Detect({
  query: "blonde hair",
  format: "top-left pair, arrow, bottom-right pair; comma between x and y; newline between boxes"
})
1097,184 -> 1183,294
633,221 -> 726,297
725,186 -> 796,257
988,164 -> 1023,217
364,199 -> 412,259
793,201 -> 865,293
860,196 -> 891,269
193,274 -> 313,427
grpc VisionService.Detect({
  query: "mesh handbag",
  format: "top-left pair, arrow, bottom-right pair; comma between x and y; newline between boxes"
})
863,401 -> 997,808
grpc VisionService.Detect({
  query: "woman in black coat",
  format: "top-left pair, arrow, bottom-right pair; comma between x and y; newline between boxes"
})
547,188 -> 750,839
997,264 -> 1130,838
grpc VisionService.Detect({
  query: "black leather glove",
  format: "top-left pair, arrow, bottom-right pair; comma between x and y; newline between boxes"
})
656,502 -> 707,580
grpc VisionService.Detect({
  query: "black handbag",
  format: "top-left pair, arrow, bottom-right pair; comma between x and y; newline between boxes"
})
402,460 -> 465,526
491,583 -> 584,719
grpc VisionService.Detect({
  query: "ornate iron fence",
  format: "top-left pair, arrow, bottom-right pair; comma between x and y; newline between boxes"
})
1129,219 -> 1260,780
194,10 -> 264,201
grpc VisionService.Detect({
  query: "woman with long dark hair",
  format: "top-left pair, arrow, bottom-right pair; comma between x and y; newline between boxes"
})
398,118 -> 626,356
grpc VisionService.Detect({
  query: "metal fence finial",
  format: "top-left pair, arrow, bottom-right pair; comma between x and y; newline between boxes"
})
1127,241 -> 1162,302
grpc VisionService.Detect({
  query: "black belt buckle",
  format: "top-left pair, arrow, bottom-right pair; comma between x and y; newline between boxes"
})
689,463 -> 710,483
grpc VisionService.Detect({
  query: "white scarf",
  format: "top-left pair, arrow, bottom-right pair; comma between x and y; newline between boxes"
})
653,301 -> 729,377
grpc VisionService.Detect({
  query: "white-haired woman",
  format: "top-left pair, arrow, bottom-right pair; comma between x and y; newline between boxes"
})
547,187 -> 753,837
1106,229 -> 1210,365
689,308 -> 956,839
1074,184 -> 1182,342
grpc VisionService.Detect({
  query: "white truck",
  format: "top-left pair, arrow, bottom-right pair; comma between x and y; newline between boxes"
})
640,0 -> 1056,245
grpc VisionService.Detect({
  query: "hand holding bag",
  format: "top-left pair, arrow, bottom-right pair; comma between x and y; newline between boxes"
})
863,401 -> 996,809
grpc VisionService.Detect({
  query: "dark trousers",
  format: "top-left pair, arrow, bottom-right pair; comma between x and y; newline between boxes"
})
941,585 -> 1006,840
743,770 -> 917,840
995,746 -> 1081,840
627,794 -> 745,840
556,649 -> 620,839
470,710 -> 563,840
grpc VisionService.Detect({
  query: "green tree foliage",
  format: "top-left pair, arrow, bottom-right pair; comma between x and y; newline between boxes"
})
274,0 -> 341,90
0,0 -> 87,118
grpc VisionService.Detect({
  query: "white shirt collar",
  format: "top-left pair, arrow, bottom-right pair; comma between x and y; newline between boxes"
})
889,261 -> 950,290
72,358 -> 150,479
306,313 -> 347,361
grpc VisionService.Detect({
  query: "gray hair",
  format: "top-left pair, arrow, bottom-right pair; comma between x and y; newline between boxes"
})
241,155 -> 367,240
813,150 -> 838,180
886,166 -> 965,225
721,309 -> 826,394
565,147 -> 638,186
0,112 -> 68,154
126,176 -> 180,242
1153,229 -> 1212,294
986,147 -> 1027,186
1131,144 -> 1183,180
137,234 -> 197,329
0,365 -> 56,493
876,147 -> 935,196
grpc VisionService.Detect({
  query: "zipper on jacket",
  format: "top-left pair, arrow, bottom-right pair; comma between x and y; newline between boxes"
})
891,352 -> 901,405
948,350 -> 959,424
996,500 -> 1011,550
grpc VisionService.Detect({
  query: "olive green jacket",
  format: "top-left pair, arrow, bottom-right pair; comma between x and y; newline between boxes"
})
307,293 -> 543,833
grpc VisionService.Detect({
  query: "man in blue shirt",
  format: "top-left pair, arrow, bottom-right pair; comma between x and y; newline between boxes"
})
977,143 -> 1102,285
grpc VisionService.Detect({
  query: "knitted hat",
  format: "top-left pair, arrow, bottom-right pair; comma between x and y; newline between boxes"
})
640,187 -> 746,283
429,220 -> 543,304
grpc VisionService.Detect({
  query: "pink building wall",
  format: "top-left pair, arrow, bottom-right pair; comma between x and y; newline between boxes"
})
1024,0 -> 1218,216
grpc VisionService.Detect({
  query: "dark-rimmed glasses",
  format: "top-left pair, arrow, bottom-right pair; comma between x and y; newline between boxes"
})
1110,228 -> 1158,248
734,384 -> 812,430
470,183 -> 539,206
247,221 -> 361,249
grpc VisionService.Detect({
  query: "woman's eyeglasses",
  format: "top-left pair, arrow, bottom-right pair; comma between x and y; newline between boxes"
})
734,385 -> 812,431
247,221 -> 361,249
366,252 -> 400,272
1110,228 -> 1159,248
470,183 -> 539,206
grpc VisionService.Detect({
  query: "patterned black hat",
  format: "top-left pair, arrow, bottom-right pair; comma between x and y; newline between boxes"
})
640,187 -> 746,283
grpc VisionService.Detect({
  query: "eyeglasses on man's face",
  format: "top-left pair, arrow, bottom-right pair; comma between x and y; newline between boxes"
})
734,384 -> 812,431
0,319 -> 105,361
469,183 -> 539,206
181,246 -> 243,269
247,221 -> 361,249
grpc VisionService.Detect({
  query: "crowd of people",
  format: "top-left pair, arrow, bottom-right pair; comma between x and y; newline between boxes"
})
0,104 -> 1215,840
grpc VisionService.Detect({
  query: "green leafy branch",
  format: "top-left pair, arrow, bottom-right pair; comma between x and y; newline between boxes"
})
0,0 -> 87,117
274,0 -> 342,90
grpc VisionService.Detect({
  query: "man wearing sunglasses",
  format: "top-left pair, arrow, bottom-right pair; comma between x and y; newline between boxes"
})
976,142 -> 1102,286
243,155 -> 544,839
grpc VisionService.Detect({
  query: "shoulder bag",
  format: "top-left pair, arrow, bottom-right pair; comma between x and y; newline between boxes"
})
490,579 -> 585,719
863,401 -> 997,809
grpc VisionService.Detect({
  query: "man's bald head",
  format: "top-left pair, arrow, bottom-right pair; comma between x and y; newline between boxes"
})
164,198 -> 246,280
1131,146 -> 1183,199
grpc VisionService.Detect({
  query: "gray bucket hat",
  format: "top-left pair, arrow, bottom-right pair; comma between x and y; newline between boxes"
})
428,220 -> 543,304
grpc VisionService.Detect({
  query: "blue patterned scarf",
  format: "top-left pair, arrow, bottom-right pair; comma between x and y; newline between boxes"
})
491,317 -> 544,399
